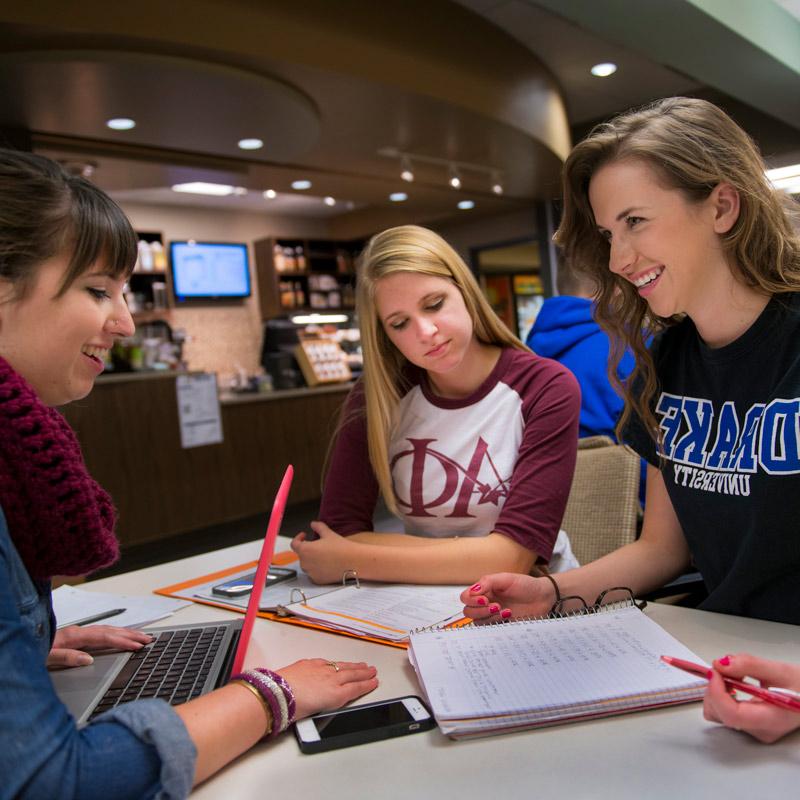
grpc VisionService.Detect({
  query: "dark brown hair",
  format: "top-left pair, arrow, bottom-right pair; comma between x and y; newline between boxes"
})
0,149 -> 137,299
554,97 -> 800,444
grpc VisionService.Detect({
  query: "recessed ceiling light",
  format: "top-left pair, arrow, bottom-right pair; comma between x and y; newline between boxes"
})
172,182 -> 237,196
324,196 -> 336,206
106,118 -> 136,131
590,62 -> 617,77
389,192 -> 408,202
263,189 -> 277,199
458,200 -> 475,210
292,179 -> 312,190
238,138 -> 264,150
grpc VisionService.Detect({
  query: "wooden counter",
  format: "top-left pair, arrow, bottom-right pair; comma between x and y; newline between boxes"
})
61,373 -> 351,548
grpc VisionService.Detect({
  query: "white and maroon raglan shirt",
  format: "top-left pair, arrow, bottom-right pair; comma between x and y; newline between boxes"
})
320,347 -> 580,562
625,293 -> 800,624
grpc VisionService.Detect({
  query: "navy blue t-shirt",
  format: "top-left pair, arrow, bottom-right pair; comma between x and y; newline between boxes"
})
625,293 -> 800,624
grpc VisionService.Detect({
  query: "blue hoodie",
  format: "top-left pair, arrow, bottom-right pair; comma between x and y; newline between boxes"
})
527,296 -> 646,503
527,295 -> 635,440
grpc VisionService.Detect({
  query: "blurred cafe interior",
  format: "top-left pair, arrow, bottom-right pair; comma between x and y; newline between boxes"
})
1,0 -> 798,571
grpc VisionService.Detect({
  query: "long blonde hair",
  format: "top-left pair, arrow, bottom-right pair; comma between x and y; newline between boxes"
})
554,97 -> 800,444
354,225 -> 526,514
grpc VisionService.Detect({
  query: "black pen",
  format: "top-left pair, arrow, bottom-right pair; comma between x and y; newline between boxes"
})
68,608 -> 126,627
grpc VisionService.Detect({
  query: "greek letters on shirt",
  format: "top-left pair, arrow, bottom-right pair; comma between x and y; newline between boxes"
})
390,436 -> 510,518
657,392 -> 800,496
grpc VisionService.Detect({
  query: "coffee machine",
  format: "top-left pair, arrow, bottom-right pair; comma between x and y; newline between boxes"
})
260,318 -> 305,389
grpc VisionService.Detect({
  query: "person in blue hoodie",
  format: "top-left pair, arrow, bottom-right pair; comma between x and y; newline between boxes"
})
527,258 -> 645,502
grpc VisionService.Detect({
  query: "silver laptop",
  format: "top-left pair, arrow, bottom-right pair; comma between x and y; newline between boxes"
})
52,466 -> 293,725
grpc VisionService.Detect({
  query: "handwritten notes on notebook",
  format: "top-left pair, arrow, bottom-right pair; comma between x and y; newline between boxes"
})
408,603 -> 707,738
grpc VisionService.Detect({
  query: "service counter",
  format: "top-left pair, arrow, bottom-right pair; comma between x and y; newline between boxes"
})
61,372 -> 352,549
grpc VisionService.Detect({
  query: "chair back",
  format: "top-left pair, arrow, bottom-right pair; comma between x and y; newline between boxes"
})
561,436 -> 640,565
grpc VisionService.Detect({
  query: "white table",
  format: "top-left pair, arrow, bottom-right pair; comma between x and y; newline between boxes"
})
87,541 -> 800,800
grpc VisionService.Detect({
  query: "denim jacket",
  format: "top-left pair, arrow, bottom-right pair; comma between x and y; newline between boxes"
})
0,507 -> 196,799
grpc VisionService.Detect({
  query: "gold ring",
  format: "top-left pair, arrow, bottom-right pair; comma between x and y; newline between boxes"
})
326,660 -> 341,672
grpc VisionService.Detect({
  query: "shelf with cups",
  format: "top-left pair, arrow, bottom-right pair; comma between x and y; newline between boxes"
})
254,237 -> 363,319
127,232 -> 173,319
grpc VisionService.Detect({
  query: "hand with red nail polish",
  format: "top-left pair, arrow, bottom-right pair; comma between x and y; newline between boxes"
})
459,573 -> 551,623
703,652 -> 800,743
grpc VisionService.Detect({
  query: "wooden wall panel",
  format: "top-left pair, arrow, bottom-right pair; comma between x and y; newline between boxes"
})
62,377 -> 349,548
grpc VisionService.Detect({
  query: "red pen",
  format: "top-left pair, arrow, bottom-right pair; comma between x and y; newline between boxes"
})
661,655 -> 800,713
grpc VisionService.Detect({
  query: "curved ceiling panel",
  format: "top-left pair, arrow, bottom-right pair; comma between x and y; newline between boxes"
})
0,50 -> 320,162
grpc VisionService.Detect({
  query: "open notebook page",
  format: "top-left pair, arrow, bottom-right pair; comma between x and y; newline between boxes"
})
409,604 -> 706,719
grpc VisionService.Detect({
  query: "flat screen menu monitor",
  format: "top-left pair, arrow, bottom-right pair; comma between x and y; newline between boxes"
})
170,241 -> 251,300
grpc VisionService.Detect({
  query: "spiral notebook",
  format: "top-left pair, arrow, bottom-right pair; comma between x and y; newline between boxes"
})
408,602 -> 707,739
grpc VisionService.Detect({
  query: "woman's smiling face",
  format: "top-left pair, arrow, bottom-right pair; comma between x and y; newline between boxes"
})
0,253 -> 134,406
588,158 -> 732,320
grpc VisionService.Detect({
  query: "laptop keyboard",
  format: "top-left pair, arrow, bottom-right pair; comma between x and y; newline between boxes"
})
88,625 -> 228,721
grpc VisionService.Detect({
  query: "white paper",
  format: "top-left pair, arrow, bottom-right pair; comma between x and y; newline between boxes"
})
52,585 -> 190,629
284,583 -> 465,641
176,373 -> 223,449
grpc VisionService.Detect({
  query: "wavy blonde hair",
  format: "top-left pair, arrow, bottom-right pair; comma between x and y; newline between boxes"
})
353,224 -> 527,514
554,97 -> 800,444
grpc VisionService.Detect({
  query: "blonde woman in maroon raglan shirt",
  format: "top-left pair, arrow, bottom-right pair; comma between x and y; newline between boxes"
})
292,225 -> 581,587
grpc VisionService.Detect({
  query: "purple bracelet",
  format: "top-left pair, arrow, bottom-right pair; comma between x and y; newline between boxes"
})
244,670 -> 290,732
255,668 -> 297,724
231,671 -> 283,739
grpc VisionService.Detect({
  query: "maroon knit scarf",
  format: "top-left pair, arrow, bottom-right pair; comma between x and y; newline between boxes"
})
0,356 -> 119,580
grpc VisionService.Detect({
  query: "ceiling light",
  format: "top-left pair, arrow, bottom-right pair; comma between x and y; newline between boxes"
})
291,313 -> 349,324
590,62 -> 617,77
449,165 -> 462,190
292,179 -> 312,190
263,189 -> 277,199
458,200 -> 475,210
491,172 -> 504,195
233,187 -> 248,196
106,118 -> 136,131
238,138 -> 264,150
401,156 -> 415,182
767,164 -> 800,193
172,182 -> 237,196
389,192 -> 408,202
324,196 -> 336,206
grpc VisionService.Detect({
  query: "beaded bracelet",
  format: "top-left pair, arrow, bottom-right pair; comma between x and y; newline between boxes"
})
230,679 -> 273,738
251,671 -> 290,732
230,671 -> 284,739
255,668 -> 297,724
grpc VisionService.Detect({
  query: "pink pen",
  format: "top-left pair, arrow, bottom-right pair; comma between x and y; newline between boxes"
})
661,655 -> 800,713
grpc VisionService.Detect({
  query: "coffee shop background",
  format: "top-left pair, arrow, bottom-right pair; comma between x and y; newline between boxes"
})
1,0 -> 797,565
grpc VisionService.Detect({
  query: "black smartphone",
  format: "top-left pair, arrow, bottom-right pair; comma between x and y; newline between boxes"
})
294,695 -> 435,754
211,567 -> 297,597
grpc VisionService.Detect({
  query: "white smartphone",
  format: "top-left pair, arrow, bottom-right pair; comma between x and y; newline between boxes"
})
294,695 -> 434,754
